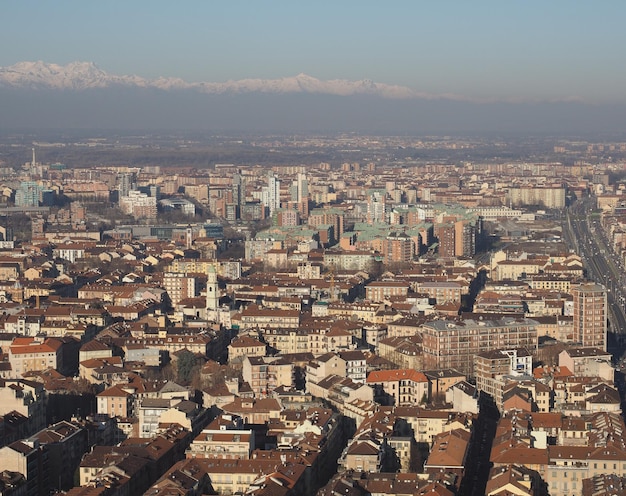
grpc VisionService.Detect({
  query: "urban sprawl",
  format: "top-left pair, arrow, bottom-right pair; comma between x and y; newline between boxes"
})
0,135 -> 625,496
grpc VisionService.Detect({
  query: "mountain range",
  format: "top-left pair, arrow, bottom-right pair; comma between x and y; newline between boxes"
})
0,61 -> 429,99
1,61 -> 626,135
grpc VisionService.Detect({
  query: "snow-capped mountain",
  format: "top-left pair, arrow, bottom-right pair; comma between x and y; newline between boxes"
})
0,61 -> 419,98
191,73 -> 418,98
0,61 -> 145,90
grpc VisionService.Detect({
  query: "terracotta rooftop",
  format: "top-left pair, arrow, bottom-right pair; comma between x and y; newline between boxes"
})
367,368 -> 428,384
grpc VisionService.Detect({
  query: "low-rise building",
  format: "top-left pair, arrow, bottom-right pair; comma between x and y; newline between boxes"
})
367,369 -> 429,406
242,355 -> 294,397
9,337 -> 64,378
97,384 -> 135,419
227,335 -> 266,365
186,428 -> 254,460
0,440 -> 47,496
558,348 -> 613,381
0,379 -> 46,436
424,428 -> 470,478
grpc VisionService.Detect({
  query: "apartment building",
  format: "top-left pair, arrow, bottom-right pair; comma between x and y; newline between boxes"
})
8,337 -> 64,378
186,428 -> 254,460
242,356 -> 294,397
365,281 -> 409,303
424,428 -> 470,479
572,283 -> 608,351
417,281 -> 463,304
474,348 -> 534,397
238,304 -> 300,329
420,317 -> 538,376
30,421 -> 89,492
0,440 -> 48,496
508,185 -> 566,209
558,348 -> 613,381
96,384 -> 135,419
119,190 -> 157,219
367,369 -> 429,406
385,232 -> 413,264
494,260 -> 546,281
0,379 -> 47,436
162,272 -> 197,306
490,411 -> 626,496
227,335 -> 266,365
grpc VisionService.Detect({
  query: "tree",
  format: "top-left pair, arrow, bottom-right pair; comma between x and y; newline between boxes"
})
176,349 -> 199,385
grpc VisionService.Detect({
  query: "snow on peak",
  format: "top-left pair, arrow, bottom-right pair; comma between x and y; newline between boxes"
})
0,61 -> 421,98
0,60 -> 141,89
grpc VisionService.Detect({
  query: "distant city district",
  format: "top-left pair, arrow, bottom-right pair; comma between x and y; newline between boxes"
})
0,136 -> 625,496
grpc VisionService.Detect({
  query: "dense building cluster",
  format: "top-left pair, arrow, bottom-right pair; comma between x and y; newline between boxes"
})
0,140 -> 624,495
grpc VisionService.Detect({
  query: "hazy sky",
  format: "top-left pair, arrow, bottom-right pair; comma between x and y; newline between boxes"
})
3,1 -> 626,103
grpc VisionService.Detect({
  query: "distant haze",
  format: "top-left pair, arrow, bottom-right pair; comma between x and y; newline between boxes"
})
4,87 -> 626,136
1,62 -> 626,136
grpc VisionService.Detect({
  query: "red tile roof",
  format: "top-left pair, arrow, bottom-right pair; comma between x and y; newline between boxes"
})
367,368 -> 428,384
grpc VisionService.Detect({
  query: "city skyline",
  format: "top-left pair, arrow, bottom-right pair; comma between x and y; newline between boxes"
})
3,1 -> 626,104
3,2 -> 626,491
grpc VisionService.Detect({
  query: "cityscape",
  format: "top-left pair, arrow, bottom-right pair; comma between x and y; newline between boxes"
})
3,2 -> 626,495
0,132 -> 623,496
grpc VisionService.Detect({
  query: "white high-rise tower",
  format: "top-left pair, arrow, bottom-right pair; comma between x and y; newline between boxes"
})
30,147 -> 39,176
206,264 -> 219,312
296,172 -> 308,203
262,172 -> 281,215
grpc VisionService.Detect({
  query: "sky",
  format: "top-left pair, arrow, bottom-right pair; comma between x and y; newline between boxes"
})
2,1 -> 626,104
